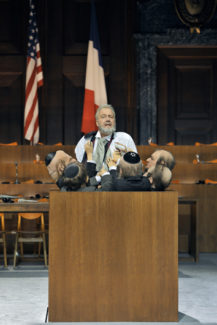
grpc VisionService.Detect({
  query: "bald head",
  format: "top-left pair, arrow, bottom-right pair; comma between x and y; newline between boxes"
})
151,164 -> 172,191
146,149 -> 175,172
156,150 -> 175,170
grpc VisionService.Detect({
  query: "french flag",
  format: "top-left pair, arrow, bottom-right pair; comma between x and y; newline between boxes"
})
81,1 -> 107,134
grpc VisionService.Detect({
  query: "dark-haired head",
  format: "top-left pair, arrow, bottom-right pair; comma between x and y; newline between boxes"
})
59,162 -> 87,191
45,152 -> 56,166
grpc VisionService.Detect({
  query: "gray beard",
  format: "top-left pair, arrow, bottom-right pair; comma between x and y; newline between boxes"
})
98,125 -> 116,136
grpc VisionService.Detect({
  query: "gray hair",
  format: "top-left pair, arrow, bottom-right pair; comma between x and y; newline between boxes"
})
95,104 -> 116,120
118,157 -> 143,178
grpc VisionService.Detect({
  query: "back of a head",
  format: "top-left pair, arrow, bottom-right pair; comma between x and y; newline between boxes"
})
59,161 -> 87,191
118,152 -> 143,177
152,163 -> 172,191
45,152 -> 56,166
157,150 -> 175,170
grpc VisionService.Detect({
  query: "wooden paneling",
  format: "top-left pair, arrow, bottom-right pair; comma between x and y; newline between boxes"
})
0,145 -> 75,162
49,191 -> 178,322
0,183 -> 57,196
44,0 -> 136,144
0,0 -> 25,54
0,0 -> 136,144
157,47 -> 217,144
138,145 -> 217,252
137,145 -> 217,162
0,0 -> 26,143
0,145 -> 75,193
170,184 -> 217,252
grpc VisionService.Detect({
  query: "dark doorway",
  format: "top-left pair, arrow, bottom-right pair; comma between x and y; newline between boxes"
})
157,46 -> 217,144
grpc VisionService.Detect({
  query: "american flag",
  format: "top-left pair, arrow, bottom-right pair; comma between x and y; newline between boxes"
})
24,0 -> 43,144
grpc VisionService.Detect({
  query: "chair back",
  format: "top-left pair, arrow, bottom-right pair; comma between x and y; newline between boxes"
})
0,213 -> 5,231
0,213 -> 7,267
17,213 -> 45,231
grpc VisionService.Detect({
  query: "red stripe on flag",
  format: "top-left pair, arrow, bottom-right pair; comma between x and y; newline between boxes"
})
25,61 -> 36,99
81,89 -> 98,134
31,115 -> 39,142
24,90 -> 38,135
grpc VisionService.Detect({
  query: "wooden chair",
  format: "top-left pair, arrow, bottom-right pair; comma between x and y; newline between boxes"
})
13,213 -> 48,268
0,213 -> 7,267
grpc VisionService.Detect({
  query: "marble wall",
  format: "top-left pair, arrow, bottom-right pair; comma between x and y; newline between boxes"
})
136,0 -> 217,144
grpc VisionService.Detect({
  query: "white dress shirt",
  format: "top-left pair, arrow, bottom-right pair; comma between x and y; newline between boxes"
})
75,131 -> 137,163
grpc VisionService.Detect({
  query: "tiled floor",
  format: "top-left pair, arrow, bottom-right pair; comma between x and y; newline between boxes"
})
0,253 -> 217,325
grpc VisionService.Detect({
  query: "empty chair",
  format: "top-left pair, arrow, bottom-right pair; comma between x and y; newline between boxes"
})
0,213 -> 7,267
13,213 -> 48,267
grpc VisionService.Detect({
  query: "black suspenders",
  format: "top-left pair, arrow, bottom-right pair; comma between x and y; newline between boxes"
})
82,132 -> 114,163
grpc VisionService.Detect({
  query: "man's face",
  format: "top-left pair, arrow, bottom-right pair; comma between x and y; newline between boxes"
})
47,150 -> 76,182
96,108 -> 116,136
146,150 -> 161,170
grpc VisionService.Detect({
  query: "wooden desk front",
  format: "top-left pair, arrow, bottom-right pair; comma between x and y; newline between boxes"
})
0,202 -> 49,213
49,191 -> 178,322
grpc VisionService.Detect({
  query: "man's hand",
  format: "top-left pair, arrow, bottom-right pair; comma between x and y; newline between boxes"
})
107,157 -> 117,168
115,142 -> 127,153
84,140 -> 93,160
98,165 -> 107,176
115,142 -> 134,154
112,150 -> 121,163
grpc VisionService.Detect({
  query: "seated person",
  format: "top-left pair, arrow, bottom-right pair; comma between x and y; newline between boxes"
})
57,161 -> 112,192
145,149 -> 175,171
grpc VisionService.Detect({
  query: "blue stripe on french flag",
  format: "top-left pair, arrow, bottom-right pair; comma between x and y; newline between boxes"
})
89,1 -> 103,67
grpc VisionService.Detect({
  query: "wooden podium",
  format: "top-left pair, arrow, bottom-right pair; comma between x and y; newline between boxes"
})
49,191 -> 178,322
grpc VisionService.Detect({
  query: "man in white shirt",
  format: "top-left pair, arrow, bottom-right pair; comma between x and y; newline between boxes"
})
75,104 -> 137,171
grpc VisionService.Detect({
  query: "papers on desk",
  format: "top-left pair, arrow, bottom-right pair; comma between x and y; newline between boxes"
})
17,198 -> 39,203
0,194 -> 48,203
0,194 -> 19,199
0,194 -> 20,203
